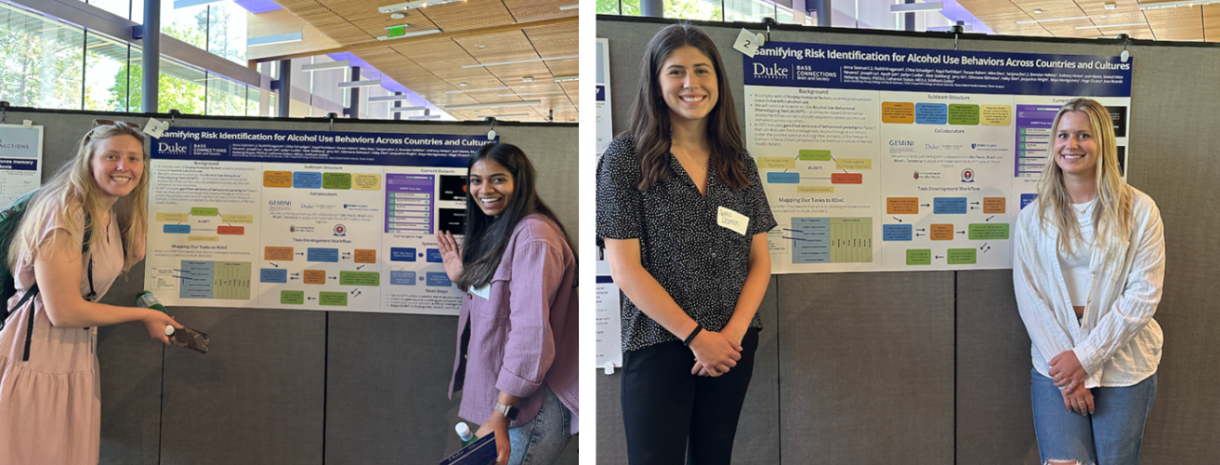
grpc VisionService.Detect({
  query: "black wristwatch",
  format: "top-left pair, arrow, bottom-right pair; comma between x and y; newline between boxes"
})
495,401 -> 519,421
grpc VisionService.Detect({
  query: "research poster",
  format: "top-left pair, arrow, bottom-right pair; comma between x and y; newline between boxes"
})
145,127 -> 492,315
743,43 -> 1131,273
0,124 -> 43,205
596,38 -> 613,157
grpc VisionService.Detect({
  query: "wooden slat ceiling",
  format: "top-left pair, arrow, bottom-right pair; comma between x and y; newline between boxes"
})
958,0 -> 1220,42
269,0 -> 578,122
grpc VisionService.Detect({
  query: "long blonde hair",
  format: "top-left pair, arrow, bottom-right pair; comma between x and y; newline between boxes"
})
7,122 -> 149,273
1036,98 -> 1132,254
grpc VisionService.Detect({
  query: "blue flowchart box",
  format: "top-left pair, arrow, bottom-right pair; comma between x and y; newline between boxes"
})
390,247 -> 416,262
1021,193 -> 1037,209
934,197 -> 968,214
293,172 -> 322,188
915,103 -> 948,124
883,224 -> 913,241
163,224 -> 191,234
426,248 -> 443,263
767,172 -> 800,184
260,268 -> 288,283
307,248 -> 339,262
426,272 -> 453,287
390,270 -> 416,285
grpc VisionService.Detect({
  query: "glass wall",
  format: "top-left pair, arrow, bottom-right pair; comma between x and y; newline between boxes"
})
2,2 -> 263,115
0,4 -> 85,110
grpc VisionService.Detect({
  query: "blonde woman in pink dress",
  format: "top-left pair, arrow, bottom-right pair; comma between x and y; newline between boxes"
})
0,122 -> 180,464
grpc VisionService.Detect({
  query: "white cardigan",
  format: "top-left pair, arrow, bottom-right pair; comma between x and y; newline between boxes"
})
1013,186 -> 1165,388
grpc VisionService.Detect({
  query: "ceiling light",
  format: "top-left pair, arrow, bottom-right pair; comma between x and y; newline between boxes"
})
444,86 -> 511,94
1015,15 -> 1090,25
559,4 -> 578,9
1140,0 -> 1220,9
377,28 -> 441,41
338,80 -> 383,88
408,115 -> 442,120
496,113 -> 530,118
459,82 -> 467,86
369,95 -> 413,102
462,55 -> 580,69
477,45 -> 485,49
522,76 -> 534,82
497,91 -> 565,97
379,0 -> 461,13
302,60 -> 350,72
1104,2 -> 1116,10
890,2 -> 943,13
391,12 -> 406,19
1074,22 -> 1147,29
553,75 -> 578,82
247,32 -> 303,46
390,106 -> 428,112
1033,9 -> 1042,14
444,100 -> 542,111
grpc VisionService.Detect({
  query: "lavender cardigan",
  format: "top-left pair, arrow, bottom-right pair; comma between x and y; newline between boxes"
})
448,214 -> 579,434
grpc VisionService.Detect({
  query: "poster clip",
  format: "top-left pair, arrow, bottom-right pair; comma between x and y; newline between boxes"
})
0,101 -> 9,124
486,117 -> 497,140
1118,33 -> 1131,62
952,24 -> 962,50
327,112 -> 338,131
168,109 -> 180,128
603,361 -> 615,375
763,17 -> 776,43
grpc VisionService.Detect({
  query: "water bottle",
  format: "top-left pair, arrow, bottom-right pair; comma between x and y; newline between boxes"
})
136,291 -> 173,336
455,422 -> 477,447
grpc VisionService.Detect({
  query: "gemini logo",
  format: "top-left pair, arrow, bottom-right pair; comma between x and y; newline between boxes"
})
158,142 -> 188,155
752,63 -> 789,79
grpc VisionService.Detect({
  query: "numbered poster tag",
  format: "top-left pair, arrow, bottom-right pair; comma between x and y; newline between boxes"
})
471,283 -> 491,300
717,206 -> 749,236
733,29 -> 760,58
144,118 -> 167,138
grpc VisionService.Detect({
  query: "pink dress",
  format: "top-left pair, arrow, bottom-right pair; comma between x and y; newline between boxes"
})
0,206 -> 124,465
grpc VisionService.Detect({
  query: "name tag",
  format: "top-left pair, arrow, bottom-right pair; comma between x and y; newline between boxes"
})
717,206 -> 749,236
470,284 -> 491,300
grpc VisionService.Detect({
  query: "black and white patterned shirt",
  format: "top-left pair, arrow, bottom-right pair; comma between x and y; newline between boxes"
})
597,134 -> 777,352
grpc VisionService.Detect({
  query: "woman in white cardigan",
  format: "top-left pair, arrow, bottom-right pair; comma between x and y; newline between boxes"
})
1013,98 -> 1164,465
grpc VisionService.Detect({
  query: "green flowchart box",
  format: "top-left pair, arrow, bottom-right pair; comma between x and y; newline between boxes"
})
798,150 -> 832,161
339,271 -> 380,286
319,292 -> 348,306
906,249 -> 931,265
968,223 -> 1010,240
281,290 -> 304,305
323,173 -> 352,189
191,207 -> 219,216
947,248 -> 978,265
948,104 -> 980,125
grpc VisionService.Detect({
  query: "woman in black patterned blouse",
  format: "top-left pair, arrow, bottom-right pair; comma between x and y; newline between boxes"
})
596,23 -> 776,465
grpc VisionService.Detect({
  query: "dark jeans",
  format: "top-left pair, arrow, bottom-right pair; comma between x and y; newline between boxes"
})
621,327 -> 760,465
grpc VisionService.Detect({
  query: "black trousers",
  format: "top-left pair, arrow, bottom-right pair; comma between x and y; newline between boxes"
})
621,327 -> 760,465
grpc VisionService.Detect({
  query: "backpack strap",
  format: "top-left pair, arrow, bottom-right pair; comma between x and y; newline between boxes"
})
18,218 -> 96,362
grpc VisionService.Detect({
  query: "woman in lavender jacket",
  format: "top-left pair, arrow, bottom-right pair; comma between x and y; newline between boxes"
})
437,143 -> 578,465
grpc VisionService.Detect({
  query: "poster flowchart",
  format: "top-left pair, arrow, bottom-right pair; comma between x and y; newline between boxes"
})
744,42 -> 1131,273
145,128 -> 490,314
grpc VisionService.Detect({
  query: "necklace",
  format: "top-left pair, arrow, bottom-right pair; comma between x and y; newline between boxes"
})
1072,199 -> 1095,214
672,145 -> 708,172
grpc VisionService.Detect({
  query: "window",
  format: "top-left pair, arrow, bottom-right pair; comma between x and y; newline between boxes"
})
0,4 -> 84,110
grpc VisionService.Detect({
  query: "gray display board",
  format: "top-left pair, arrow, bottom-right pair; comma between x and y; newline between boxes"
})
2,108 -> 577,464
597,15 -> 1220,465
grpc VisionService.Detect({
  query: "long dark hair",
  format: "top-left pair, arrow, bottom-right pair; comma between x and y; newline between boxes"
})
457,143 -> 572,290
628,23 -> 749,191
